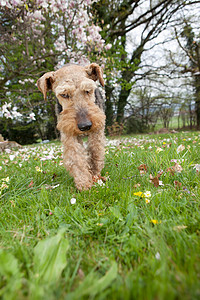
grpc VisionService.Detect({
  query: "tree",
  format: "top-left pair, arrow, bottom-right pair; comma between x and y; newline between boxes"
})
174,23 -> 200,127
93,0 -> 200,125
0,0 -> 108,142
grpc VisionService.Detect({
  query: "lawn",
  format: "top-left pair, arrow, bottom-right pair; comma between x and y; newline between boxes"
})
0,131 -> 200,300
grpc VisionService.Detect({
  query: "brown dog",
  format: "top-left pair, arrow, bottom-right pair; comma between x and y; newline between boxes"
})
37,63 -> 106,190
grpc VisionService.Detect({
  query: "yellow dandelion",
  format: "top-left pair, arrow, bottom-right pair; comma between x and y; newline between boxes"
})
133,191 -> 144,197
35,166 -> 43,172
151,219 -> 161,225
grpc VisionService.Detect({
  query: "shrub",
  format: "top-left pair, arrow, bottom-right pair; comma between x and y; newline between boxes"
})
125,116 -> 148,134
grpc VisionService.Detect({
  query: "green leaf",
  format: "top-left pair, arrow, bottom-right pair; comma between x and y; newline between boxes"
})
0,250 -> 19,277
0,250 -> 22,300
33,228 -> 69,283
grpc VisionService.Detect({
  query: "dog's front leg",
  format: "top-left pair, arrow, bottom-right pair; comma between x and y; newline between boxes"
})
87,130 -> 105,177
62,136 -> 93,191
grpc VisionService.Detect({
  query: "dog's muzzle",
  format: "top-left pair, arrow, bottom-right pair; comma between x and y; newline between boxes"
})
77,109 -> 92,132
78,121 -> 92,131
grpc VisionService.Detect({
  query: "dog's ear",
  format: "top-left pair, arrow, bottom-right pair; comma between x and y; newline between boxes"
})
37,71 -> 55,100
85,63 -> 104,87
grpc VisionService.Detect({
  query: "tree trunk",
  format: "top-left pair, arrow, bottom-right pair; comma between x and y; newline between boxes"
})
50,102 -> 59,139
116,46 -> 143,123
105,84 -> 115,127
116,87 -> 132,123
195,74 -> 200,128
189,103 -> 192,128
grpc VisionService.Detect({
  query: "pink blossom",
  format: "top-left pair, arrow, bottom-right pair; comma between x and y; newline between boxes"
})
105,43 -> 112,50
29,113 -> 36,120
0,0 -> 7,6
4,111 -> 13,119
31,10 -> 46,21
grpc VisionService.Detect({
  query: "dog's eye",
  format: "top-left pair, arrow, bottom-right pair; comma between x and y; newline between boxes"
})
60,94 -> 69,99
85,90 -> 91,95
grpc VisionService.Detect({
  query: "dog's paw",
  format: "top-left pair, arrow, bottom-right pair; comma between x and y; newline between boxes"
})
75,174 -> 93,191
76,181 -> 93,191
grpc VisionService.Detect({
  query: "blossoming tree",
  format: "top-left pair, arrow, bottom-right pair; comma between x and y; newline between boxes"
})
0,0 -> 108,143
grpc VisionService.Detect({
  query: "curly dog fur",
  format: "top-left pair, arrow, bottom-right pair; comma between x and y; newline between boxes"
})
37,63 -> 106,191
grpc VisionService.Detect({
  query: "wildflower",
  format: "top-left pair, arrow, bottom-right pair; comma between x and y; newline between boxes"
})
9,155 -> 15,161
96,179 -> 105,186
151,219 -> 161,225
133,191 -> 144,197
144,191 -> 151,198
177,144 -> 185,154
70,198 -> 76,205
183,187 -> 190,194
97,223 -> 103,226
2,177 -> 10,183
156,147 -> 163,153
143,191 -> 151,204
35,166 -> 43,172
170,159 -> 178,163
133,183 -> 141,188
155,252 -> 161,260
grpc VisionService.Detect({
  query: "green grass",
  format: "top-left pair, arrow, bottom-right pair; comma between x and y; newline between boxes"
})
0,132 -> 200,300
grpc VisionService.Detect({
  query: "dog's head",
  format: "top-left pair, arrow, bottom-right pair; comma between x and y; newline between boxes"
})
37,63 -> 104,100
37,63 -> 105,135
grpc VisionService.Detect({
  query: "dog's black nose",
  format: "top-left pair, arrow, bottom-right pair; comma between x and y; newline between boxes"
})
78,121 -> 92,131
